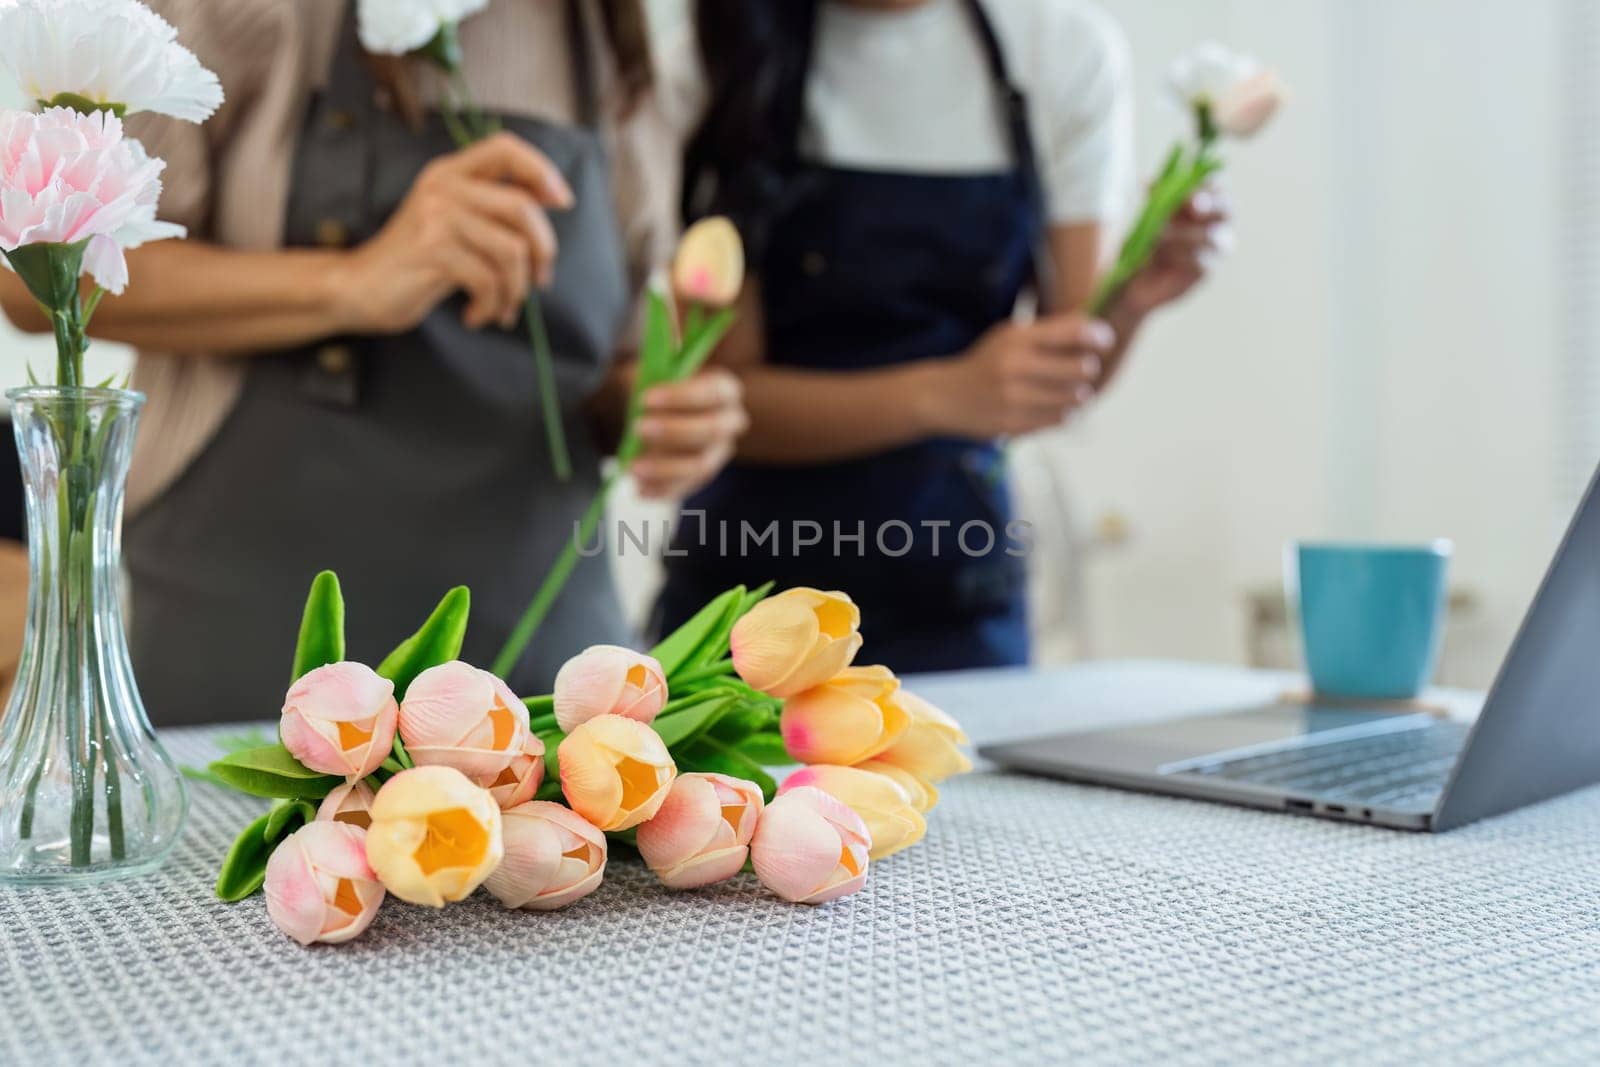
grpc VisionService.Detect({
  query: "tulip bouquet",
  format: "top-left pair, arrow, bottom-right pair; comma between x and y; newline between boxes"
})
203,573 -> 970,943
1086,42 -> 1284,315
356,0 -> 573,478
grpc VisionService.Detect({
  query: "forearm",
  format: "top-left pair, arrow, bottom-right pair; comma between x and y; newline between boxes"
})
732,361 -> 944,465
1098,295 -> 1149,389
1,240 -> 356,356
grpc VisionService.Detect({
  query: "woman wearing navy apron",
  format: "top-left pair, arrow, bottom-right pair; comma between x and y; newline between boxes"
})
656,0 -> 1229,672
0,0 -> 747,724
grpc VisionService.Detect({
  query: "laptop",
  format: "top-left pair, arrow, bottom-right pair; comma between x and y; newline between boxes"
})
981,465 -> 1600,831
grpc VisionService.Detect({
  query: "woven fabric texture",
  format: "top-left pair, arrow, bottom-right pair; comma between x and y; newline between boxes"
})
3,665 -> 1599,1066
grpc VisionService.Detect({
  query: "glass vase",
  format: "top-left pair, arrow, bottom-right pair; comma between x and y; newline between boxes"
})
0,386 -> 187,883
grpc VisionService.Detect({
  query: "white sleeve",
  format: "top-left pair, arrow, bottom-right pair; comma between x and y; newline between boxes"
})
1036,3 -> 1134,225
652,23 -> 710,142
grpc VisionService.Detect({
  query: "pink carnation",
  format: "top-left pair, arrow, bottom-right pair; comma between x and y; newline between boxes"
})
0,106 -> 183,294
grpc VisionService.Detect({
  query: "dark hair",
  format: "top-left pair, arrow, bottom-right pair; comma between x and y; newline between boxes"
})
599,1 -> 655,116
681,0 -> 819,253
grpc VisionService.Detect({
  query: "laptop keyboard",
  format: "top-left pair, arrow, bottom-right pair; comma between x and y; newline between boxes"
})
1184,719 -> 1470,809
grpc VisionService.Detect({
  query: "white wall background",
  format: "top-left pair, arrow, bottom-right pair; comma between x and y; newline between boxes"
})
0,0 -> 1581,689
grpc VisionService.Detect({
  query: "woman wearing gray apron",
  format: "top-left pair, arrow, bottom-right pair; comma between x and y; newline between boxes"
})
0,1 -> 746,724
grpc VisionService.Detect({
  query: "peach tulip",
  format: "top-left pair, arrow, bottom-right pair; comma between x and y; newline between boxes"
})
316,778 -> 378,830
636,772 -> 763,889
364,765 -> 503,907
264,821 -> 384,945
552,645 -> 668,733
780,664 -> 910,766
781,765 -> 925,860
873,689 -> 972,783
672,215 -> 744,307
557,714 -> 676,831
1214,69 -> 1284,139
751,786 -> 870,904
854,759 -> 938,813
484,801 -> 608,911
731,587 -> 863,698
487,733 -> 545,809
399,660 -> 530,787
279,662 -> 398,778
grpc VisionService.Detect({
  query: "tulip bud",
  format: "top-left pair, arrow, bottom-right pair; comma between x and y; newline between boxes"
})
557,714 -> 676,831
873,689 -> 972,783
264,821 -> 384,945
672,215 -> 745,308
636,772 -> 763,889
552,645 -> 668,733
484,801 -> 608,911
751,786 -> 870,904
781,765 -> 925,860
1213,69 -> 1284,138
780,664 -> 910,765
316,778 -> 378,830
279,662 -> 398,778
731,587 -> 863,698
854,759 -> 938,813
399,660 -> 531,790
487,733 -> 545,810
364,765 -> 504,907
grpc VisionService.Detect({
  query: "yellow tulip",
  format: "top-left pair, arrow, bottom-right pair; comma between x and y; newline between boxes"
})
557,714 -> 677,832
781,765 -> 926,860
364,765 -> 504,908
731,587 -> 863,698
671,216 -> 745,308
854,759 -> 938,813
873,689 -> 972,783
779,664 -> 910,765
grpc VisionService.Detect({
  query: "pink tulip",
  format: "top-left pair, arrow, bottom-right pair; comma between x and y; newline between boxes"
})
279,662 -> 398,778
671,216 -> 745,308
264,821 -> 384,945
399,660 -> 531,787
487,732 -> 546,809
316,778 -> 377,830
552,645 -> 668,733
483,801 -> 607,911
1214,70 -> 1285,138
636,773 -> 763,890
750,786 -> 870,904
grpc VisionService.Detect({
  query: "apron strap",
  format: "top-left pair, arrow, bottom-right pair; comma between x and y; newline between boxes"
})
565,0 -> 601,129
958,0 -> 1060,311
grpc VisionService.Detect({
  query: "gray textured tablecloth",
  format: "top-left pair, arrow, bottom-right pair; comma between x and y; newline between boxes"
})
3,661 -> 1599,1066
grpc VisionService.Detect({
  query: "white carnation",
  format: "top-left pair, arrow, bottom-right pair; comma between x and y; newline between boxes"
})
357,0 -> 491,58
0,0 -> 222,122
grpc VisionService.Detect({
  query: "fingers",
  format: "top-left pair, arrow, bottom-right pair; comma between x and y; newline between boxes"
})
635,404 -> 750,456
632,446 -> 736,500
640,368 -> 743,414
1024,315 -> 1115,355
456,179 -> 558,286
452,209 -> 529,329
435,241 -> 504,331
443,131 -> 574,208
1178,184 -> 1231,225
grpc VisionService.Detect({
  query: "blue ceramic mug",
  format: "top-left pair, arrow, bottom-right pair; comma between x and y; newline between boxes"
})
1288,540 -> 1452,700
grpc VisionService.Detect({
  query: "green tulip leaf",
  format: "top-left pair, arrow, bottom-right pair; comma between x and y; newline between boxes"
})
377,585 -> 470,699
215,811 -> 274,902
264,798 -> 315,842
707,702 -> 775,744
391,734 -> 414,770
209,744 -> 343,800
670,308 -> 736,382
651,585 -> 745,680
290,571 -> 345,682
523,693 -> 555,718
733,730 -> 792,768
654,692 -> 737,750
677,736 -> 778,801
